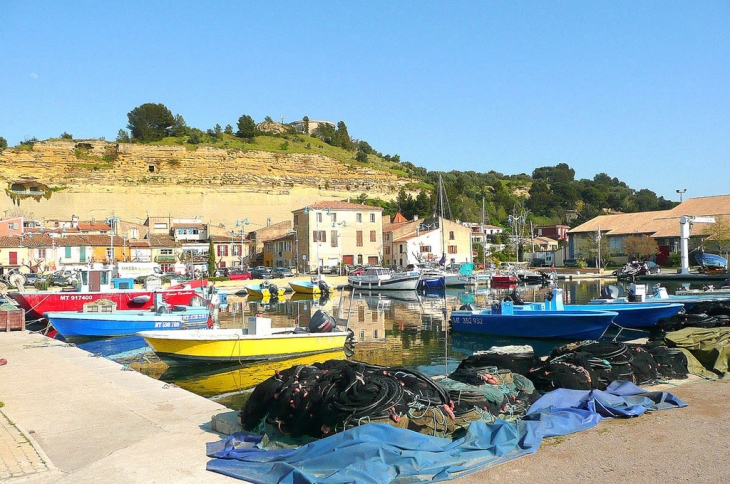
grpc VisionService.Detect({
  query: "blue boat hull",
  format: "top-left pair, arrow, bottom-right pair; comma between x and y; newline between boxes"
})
44,308 -> 210,338
566,303 -> 683,328
450,309 -> 617,340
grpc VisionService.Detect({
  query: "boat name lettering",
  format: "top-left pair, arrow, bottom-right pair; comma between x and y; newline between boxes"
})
58,295 -> 95,301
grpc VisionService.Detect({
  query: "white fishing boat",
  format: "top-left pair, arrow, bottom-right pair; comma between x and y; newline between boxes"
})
348,266 -> 421,291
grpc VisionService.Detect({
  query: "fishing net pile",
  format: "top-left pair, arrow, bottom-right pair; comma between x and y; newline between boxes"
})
464,342 -> 691,392
240,358 -> 540,441
649,306 -> 730,339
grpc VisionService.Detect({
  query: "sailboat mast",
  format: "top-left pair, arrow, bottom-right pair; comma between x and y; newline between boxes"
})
439,173 -> 445,264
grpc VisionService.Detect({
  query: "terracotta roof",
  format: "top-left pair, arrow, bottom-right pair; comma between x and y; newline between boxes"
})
570,195 -> 730,238
127,240 -> 151,248
0,233 -> 54,248
293,201 -> 383,212
173,223 -> 206,230
77,222 -> 111,231
147,234 -> 179,248
391,213 -> 408,223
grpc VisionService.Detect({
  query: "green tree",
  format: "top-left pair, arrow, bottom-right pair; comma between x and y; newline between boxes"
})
334,121 -> 352,150
126,103 -> 175,142
0,136 -> 7,149
302,116 -> 310,134
622,235 -> 659,261
116,129 -> 131,143
208,239 -> 216,276
170,114 -> 190,137
355,151 -> 368,163
224,124 -> 233,135
236,114 -> 257,139
60,132 -> 73,140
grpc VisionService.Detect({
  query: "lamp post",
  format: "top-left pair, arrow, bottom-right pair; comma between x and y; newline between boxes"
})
286,230 -> 299,274
676,188 -> 687,203
235,218 -> 249,268
304,207 -> 330,277
332,220 -> 347,275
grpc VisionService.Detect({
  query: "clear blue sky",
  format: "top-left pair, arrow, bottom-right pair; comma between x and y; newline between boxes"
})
1,1 -> 728,202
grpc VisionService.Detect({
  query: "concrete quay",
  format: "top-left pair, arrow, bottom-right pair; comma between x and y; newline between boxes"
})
0,331 -> 241,483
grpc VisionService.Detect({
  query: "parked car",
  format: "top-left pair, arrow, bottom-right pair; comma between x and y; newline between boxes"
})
23,273 -> 48,286
271,267 -> 294,278
348,265 -> 365,276
214,268 -> 230,278
50,269 -> 78,287
228,268 -> 253,280
249,266 -> 272,279
564,259 -> 580,268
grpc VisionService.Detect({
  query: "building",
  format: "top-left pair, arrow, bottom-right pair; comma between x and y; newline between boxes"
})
292,201 -> 383,273
383,214 -> 473,268
568,195 -> 730,265
289,118 -> 335,135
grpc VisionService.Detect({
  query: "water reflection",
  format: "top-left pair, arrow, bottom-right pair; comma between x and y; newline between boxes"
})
127,278 -> 708,410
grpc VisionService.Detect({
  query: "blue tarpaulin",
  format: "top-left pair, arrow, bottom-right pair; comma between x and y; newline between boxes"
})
206,381 -> 687,484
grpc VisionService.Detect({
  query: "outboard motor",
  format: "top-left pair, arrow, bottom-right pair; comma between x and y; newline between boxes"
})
318,280 -> 331,295
506,289 -> 525,305
308,309 -> 337,333
268,283 -> 280,298
458,303 -> 477,311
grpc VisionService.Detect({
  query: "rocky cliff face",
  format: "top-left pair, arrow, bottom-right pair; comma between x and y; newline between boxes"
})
0,140 -> 411,227
0,140 -> 407,193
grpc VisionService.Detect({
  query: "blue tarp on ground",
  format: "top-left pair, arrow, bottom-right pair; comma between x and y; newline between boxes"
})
206,381 -> 687,484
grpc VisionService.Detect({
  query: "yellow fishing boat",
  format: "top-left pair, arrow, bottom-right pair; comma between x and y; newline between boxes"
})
288,276 -> 332,295
138,313 -> 353,366
244,281 -> 286,299
159,350 -> 347,396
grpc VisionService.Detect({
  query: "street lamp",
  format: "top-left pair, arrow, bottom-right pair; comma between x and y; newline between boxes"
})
235,218 -> 249,267
676,189 -> 687,203
303,207 -> 331,277
287,230 -> 299,274
332,220 -> 347,275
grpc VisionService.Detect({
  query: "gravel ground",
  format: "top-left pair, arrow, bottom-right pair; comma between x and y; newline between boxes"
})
456,377 -> 730,483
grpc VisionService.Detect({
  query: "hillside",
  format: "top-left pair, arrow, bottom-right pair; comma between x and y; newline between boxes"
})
0,138 -> 418,228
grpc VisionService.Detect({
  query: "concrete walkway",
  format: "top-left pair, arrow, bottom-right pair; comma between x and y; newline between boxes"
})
0,331 -> 241,483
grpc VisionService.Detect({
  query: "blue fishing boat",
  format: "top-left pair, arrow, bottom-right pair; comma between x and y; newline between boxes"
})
508,288 -> 683,328
44,294 -> 211,339
694,252 -> 727,271
591,283 -> 730,310
450,301 -> 617,340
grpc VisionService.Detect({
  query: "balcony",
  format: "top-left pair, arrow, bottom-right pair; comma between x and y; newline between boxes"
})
155,255 -> 177,263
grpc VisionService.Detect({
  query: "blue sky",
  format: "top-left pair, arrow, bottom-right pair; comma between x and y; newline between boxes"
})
1,1 -> 728,202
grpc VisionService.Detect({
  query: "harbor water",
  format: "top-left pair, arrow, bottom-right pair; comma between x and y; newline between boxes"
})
81,278 -> 699,411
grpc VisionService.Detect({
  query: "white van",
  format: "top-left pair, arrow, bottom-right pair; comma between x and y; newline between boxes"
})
114,262 -> 163,280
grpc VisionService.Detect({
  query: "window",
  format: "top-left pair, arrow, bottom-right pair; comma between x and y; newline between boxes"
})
37,249 -> 47,259
420,245 -> 432,253
448,245 -> 457,254
313,230 -> 326,242
370,230 -> 376,242
154,223 -> 168,230
161,248 -> 173,255
370,213 -> 375,223
332,213 -> 337,223
449,231 -> 455,240
356,231 -> 363,247
331,230 -> 338,247
8,222 -> 18,230
356,213 -> 362,223
384,247 -> 391,255
294,214 -> 299,225
65,247 -> 71,258
316,212 -> 323,223
217,245 -> 228,257
357,254 -> 363,264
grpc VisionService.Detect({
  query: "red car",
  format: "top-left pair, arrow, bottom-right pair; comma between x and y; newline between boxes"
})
228,269 -> 252,280
349,266 -> 365,276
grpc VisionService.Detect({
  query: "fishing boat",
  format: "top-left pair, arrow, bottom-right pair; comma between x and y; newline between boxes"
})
138,310 -> 354,365
348,266 -> 421,291
694,252 -> 728,273
43,294 -> 211,339
7,265 -> 200,320
244,281 -> 286,299
289,276 -> 332,295
450,300 -> 618,340
591,283 -> 730,310
507,288 -> 683,328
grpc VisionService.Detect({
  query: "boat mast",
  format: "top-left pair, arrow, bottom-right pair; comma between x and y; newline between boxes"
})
439,173 -> 445,265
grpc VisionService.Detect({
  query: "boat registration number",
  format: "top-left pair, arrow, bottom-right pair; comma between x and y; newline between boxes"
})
154,321 -> 181,328
454,317 -> 478,325
58,295 -> 95,301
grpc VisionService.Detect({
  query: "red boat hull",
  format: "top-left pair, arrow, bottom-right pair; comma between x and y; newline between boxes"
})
8,288 -> 199,320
